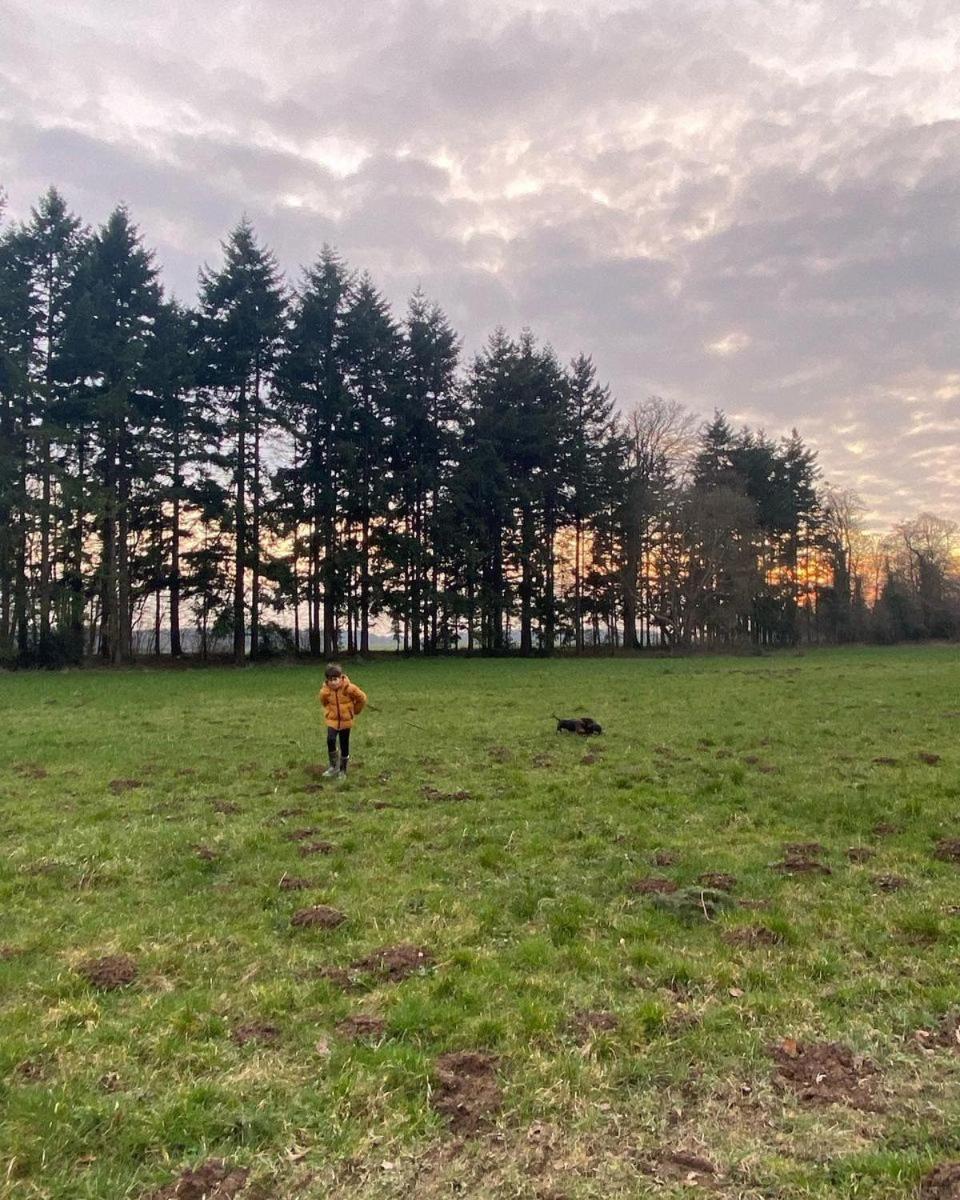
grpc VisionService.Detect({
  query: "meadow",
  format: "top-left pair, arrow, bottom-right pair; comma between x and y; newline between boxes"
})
2,645 -> 960,1199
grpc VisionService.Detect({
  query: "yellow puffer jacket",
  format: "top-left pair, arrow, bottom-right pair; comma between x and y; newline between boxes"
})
318,676 -> 367,730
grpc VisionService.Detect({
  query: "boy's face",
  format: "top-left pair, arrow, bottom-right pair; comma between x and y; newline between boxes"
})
327,675 -> 343,689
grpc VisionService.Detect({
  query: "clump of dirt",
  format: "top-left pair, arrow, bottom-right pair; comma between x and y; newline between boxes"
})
914,1014 -> 960,1055
920,1162 -> 960,1198
212,801 -> 241,816
108,778 -> 143,794
531,753 -> 554,768
629,876 -> 678,895
580,753 -> 601,765
77,954 -> 138,990
336,1014 -> 387,1040
231,1022 -> 280,1047
13,762 -> 48,780
698,873 -> 737,892
653,887 -> 736,921
488,745 -> 512,763
724,926 -> 782,947
872,756 -> 899,767
421,786 -> 472,802
195,845 -> 219,862
918,752 -> 942,766
303,763 -> 328,781
291,905 -> 346,929
14,1059 -> 45,1081
310,965 -> 363,991
432,1051 -> 502,1133
99,1072 -> 121,1092
934,838 -> 960,864
714,748 -> 733,759
846,846 -> 875,863
278,806 -> 307,818
0,946 -> 23,960
372,800 -> 399,810
569,1010 -> 619,1038
872,821 -> 901,837
769,1038 -> 880,1109
352,944 -> 434,981
653,850 -> 677,867
871,873 -> 910,892
279,876 -> 313,891
283,828 -> 318,841
298,840 -> 335,857
145,1159 -> 249,1199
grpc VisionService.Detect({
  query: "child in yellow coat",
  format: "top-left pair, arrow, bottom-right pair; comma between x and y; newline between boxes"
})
318,663 -> 367,778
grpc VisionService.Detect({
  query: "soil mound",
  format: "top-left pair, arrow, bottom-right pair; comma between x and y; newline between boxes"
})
353,944 -> 434,981
336,1014 -> 387,1040
291,905 -> 346,929
770,1038 -> 880,1109
921,1163 -> 960,1198
432,1051 -> 502,1133
231,1022 -> 280,1047
629,876 -> 678,895
77,954 -> 137,990
145,1159 -> 248,1199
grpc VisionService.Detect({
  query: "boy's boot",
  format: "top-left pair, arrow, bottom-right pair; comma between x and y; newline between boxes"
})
322,750 -> 340,779
338,756 -> 349,780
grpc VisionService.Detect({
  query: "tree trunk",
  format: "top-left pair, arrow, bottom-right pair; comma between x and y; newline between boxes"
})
233,380 -> 247,664
170,425 -> 182,657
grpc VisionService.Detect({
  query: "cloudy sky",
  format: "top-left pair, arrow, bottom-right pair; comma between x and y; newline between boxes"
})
2,0 -> 959,526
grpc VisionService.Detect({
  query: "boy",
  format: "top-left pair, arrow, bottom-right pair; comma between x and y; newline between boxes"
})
318,663 -> 367,779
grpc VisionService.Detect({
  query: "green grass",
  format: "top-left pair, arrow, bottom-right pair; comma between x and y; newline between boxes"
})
2,645 -> 959,1198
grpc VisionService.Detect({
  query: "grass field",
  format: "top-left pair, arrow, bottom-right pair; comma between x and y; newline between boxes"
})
2,645 -> 960,1199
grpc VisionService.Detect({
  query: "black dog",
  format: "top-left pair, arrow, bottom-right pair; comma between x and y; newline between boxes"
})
553,715 -> 603,736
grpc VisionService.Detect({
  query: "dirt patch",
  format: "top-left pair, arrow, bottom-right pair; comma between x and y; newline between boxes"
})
108,778 -> 144,794
784,842 -> 825,858
310,966 -> 364,991
14,1058 -> 46,1081
195,845 -> 219,862
283,828 -> 318,841
13,762 -> 48,780
531,753 -> 554,768
77,954 -> 138,990
145,1159 -> 249,1200
432,1051 -> 502,1133
628,876 -> 678,895
336,1014 -> 387,1041
279,876 -> 313,891
918,752 -> 942,766
213,801 -> 241,815
914,1014 -> 960,1055
769,1038 -> 881,1109
872,821 -> 901,837
352,944 -> 434,981
580,753 -> 601,765
231,1021 -> 280,1047
653,850 -> 677,867
724,926 -> 782,947
278,806 -> 307,818
770,855 -> 831,875
0,946 -> 23,960
372,800 -> 399,810
640,1149 -> 717,1185
934,838 -> 960,864
569,1010 -> 619,1038
421,786 -> 472,802
846,846 -> 875,862
298,840 -> 335,857
698,872 -> 736,892
920,1162 -> 960,1198
291,906 -> 346,929
488,745 -> 512,763
872,756 -> 899,767
871,873 -> 910,892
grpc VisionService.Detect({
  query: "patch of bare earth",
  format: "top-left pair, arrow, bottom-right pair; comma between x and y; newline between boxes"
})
283,828 -> 318,841
872,821 -> 901,837
77,954 -> 138,990
872,756 -> 899,767
277,806 -> 307,818
299,840 -> 335,857
921,1162 -> 960,1198
770,1038 -> 881,1110
934,838 -> 960,864
279,876 -> 313,891
1,946 -> 23,960
653,850 -> 677,866
335,1014 -> 386,1041
639,1149 -> 718,1187
13,762 -> 48,780
432,1051 -> 502,1133
698,872 -> 737,891
771,853 -> 831,876
291,906 -> 346,930
569,1010 -> 619,1039
846,846 -> 875,862
628,876 -> 678,895
488,745 -> 512,763
231,1022 -> 280,1047
352,944 -> 434,981
918,752 -> 942,766
144,1159 -> 249,1200
871,873 -> 910,892
531,753 -> 554,768
108,778 -> 143,794
724,926 -> 782,947
309,966 -> 363,991
421,786 -> 472,802
194,845 -> 219,862
914,1014 -> 960,1055
213,801 -> 241,815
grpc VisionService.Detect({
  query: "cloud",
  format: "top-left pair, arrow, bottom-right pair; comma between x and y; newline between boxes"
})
1,0 -> 959,524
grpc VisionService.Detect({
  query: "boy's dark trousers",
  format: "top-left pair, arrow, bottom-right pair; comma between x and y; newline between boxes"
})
326,727 -> 350,774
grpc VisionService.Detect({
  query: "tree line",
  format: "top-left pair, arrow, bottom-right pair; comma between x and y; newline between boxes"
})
1,187 -> 957,665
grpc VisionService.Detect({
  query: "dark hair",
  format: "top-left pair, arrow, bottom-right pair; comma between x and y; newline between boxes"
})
324,662 -> 343,680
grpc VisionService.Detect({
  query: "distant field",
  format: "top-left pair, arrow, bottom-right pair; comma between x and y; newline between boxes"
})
2,645 -> 960,1199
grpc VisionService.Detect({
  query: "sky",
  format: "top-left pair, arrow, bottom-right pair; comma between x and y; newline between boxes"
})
2,0 -> 959,527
